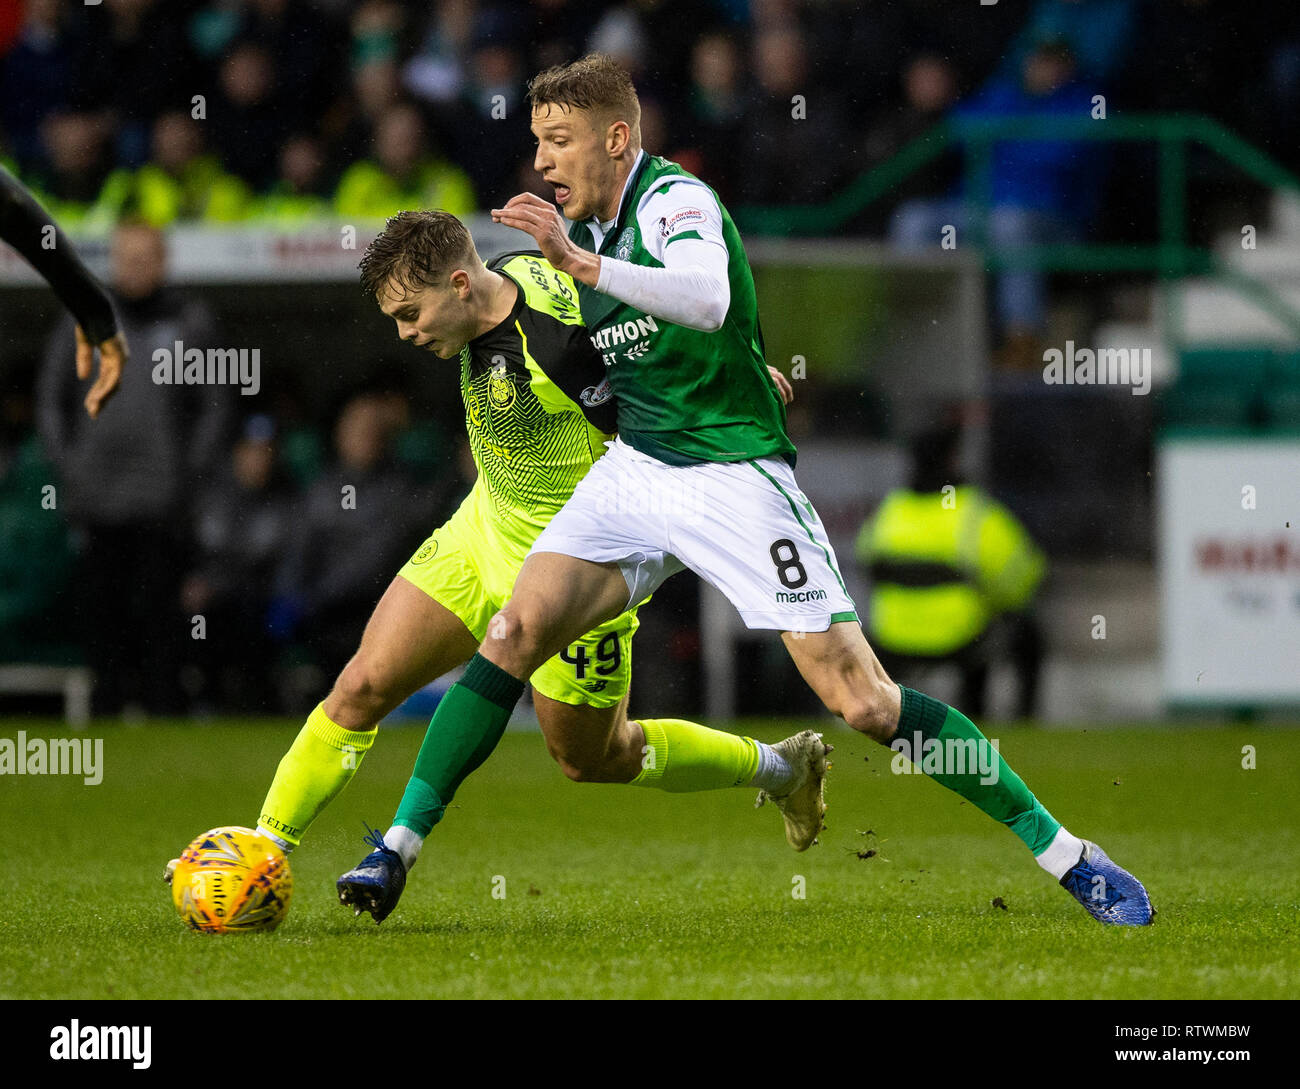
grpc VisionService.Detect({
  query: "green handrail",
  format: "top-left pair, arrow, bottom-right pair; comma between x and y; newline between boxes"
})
733,112 -> 1300,339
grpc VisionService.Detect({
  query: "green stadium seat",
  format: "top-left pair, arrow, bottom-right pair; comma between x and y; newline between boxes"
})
1159,384 -> 1257,430
1262,383 -> 1300,431
1178,346 -> 1277,389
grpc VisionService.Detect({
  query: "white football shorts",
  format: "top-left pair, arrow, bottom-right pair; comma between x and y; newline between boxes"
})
529,437 -> 859,632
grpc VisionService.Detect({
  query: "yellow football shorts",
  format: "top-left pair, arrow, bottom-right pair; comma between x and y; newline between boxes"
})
398,491 -> 639,708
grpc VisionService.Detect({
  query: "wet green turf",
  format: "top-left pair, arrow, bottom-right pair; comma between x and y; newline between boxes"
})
1,719 -> 1296,998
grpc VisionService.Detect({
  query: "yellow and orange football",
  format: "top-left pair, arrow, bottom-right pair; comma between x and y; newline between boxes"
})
171,826 -> 292,934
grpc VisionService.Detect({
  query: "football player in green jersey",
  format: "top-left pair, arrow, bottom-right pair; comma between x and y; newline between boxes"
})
372,54 -> 1152,926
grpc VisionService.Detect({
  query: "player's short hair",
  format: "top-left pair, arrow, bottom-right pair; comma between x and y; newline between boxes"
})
358,209 -> 478,299
527,53 -> 641,146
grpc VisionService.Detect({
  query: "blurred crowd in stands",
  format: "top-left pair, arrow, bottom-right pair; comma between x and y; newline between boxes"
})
0,222 -> 467,722
4,0 -> 1300,717
1,0 -> 1297,230
3,219 -> 469,715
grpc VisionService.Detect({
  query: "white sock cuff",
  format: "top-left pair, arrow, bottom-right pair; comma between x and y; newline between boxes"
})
1036,827 -> 1086,880
384,824 -> 424,871
751,740 -> 796,794
256,827 -> 295,854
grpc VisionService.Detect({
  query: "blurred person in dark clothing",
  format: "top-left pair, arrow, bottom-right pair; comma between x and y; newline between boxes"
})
206,42 -> 291,189
236,0 -> 343,124
181,414 -> 301,712
29,111 -> 134,230
37,219 -> 231,716
997,0 -> 1138,88
679,30 -> 746,202
437,7 -> 535,207
856,423 -> 1046,719
70,0 -> 194,168
899,0 -> 1033,91
270,391 -> 439,681
858,54 -> 962,232
889,41 -> 1105,358
188,0 -> 343,126
525,0 -> 601,72
252,133 -> 333,223
0,0 -> 83,169
737,23 -> 849,205
401,0 -> 477,107
324,56 -> 403,168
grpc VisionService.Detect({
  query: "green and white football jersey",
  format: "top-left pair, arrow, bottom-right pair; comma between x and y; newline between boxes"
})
567,152 -> 796,468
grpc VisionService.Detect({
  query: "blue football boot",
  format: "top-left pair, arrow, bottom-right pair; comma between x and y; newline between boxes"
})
1060,840 -> 1155,925
337,825 -> 407,924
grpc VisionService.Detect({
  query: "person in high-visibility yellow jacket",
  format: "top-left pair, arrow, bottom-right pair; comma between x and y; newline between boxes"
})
129,112 -> 252,227
856,425 -> 1045,717
334,103 -> 475,222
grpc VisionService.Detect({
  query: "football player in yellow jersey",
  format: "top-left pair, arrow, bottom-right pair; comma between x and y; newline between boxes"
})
164,209 -> 821,922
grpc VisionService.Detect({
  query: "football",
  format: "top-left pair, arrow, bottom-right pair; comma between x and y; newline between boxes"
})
171,826 -> 292,934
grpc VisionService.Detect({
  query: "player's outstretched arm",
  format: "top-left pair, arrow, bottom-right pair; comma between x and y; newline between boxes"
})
491,191 -> 731,332
491,192 -> 600,285
0,165 -> 125,417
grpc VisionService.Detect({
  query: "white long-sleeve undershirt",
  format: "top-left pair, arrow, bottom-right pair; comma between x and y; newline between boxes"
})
594,236 -> 731,332
585,172 -> 733,332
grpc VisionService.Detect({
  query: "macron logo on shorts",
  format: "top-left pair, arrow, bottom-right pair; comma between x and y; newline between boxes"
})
776,588 -> 828,603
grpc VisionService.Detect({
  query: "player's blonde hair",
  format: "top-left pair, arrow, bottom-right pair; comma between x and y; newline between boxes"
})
527,53 -> 642,148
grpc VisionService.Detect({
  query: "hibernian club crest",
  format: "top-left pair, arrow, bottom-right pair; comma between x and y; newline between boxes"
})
615,226 -> 636,261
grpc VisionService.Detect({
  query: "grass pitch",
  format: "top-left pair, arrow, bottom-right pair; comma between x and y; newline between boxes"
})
1,718 -> 1297,999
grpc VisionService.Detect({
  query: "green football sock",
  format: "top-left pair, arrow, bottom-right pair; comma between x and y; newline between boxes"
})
630,718 -> 761,792
258,703 -> 378,847
892,686 -> 1061,856
392,653 -> 525,837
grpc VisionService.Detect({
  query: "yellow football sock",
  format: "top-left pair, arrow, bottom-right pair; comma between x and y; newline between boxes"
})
257,702 -> 377,847
630,718 -> 760,792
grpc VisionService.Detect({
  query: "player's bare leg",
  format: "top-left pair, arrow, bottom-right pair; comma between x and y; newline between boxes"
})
325,575 -> 481,730
480,551 -> 633,677
534,691 -> 644,783
781,622 -> 902,741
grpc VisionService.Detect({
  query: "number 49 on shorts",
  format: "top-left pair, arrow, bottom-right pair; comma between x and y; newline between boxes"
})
560,631 -> 622,680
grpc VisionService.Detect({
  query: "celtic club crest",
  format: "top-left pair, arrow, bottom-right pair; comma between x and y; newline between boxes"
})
488,362 -> 516,409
